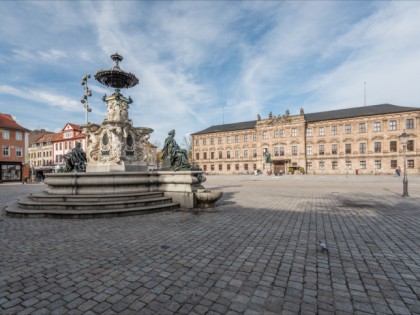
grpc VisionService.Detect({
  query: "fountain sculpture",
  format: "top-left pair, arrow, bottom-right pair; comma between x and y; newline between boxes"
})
5,53 -> 222,218
83,53 -> 153,172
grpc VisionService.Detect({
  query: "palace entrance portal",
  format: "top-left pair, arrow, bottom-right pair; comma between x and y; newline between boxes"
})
272,160 -> 289,174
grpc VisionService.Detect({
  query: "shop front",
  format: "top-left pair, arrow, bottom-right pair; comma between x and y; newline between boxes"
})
1,162 -> 22,182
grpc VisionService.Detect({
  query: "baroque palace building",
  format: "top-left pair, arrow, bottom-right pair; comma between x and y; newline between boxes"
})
191,104 -> 420,175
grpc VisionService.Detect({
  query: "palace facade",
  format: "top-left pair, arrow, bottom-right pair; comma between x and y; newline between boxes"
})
191,104 -> 420,175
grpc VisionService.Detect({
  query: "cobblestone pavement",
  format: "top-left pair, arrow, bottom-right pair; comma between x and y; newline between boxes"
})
1,175 -> 420,315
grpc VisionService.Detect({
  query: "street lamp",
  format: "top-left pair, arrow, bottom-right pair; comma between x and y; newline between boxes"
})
81,74 -> 92,125
399,131 -> 409,197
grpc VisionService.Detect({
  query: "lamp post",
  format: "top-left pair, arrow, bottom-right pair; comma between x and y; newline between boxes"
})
81,74 -> 92,125
399,132 -> 409,197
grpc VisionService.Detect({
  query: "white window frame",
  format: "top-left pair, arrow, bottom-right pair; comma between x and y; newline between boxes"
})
16,146 -> 23,157
16,131 -> 22,141
345,125 -> 352,134
389,120 -> 397,131
3,130 -> 10,139
262,131 -> 268,140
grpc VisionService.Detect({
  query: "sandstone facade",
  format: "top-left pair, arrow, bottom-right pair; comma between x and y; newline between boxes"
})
192,104 -> 420,175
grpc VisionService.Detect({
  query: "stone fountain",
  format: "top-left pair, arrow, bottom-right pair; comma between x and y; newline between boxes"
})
5,54 -> 222,218
84,53 -> 153,172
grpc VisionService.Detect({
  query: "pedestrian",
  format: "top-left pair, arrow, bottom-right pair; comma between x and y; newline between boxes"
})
395,166 -> 400,177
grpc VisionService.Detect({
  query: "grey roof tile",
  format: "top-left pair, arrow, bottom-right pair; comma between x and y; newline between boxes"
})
304,103 -> 419,122
192,120 -> 257,135
192,104 -> 419,135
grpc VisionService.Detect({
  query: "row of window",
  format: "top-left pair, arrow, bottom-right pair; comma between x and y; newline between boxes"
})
200,159 -> 416,172
307,160 -> 415,170
268,128 -> 298,139
196,149 -> 259,160
2,146 -> 23,157
196,134 -> 257,146
195,119 -> 415,145
306,119 -> 414,137
1,130 -> 23,141
33,160 -> 54,167
307,140 -> 414,155
202,163 -> 258,172
29,151 -> 53,158
268,119 -> 415,140
31,155 -> 65,164
31,141 -> 53,148
55,141 -> 74,151
195,140 -> 415,160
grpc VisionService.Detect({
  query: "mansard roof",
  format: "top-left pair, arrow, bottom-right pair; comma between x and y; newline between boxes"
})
304,104 -> 419,122
192,120 -> 257,135
193,104 -> 419,135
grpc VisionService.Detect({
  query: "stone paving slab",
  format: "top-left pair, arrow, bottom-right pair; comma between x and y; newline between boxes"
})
1,175 -> 420,314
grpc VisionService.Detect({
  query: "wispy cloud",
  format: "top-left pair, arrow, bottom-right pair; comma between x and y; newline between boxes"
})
0,1 -> 419,144
302,2 -> 420,111
0,85 -> 80,111
12,49 -> 67,64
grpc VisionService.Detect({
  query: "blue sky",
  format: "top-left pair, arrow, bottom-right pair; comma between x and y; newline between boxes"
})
1,1 -> 420,147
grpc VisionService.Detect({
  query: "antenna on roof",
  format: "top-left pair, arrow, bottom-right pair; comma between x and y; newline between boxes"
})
364,82 -> 366,107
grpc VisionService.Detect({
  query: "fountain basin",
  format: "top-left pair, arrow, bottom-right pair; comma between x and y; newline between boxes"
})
195,190 -> 223,208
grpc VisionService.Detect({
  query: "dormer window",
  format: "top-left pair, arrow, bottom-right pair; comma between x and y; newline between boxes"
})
64,132 -> 73,138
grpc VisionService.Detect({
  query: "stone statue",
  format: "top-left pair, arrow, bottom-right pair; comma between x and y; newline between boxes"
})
268,111 -> 273,119
162,130 -> 191,171
257,114 -> 261,121
285,109 -> 290,117
264,151 -> 271,163
300,107 -> 304,115
63,142 -> 87,172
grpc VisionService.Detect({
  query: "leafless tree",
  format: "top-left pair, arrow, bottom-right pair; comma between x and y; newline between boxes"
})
182,134 -> 192,160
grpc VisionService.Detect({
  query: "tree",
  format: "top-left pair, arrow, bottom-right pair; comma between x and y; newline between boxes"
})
182,134 -> 192,160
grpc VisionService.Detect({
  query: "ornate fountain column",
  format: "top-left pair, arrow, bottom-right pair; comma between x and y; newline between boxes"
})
82,53 -> 153,172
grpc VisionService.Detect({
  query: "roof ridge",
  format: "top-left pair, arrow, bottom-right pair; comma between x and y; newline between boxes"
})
193,104 -> 420,134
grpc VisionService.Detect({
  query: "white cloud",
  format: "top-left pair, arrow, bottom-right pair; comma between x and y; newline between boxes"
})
1,1 -> 420,142
0,85 -> 21,95
84,1 -> 228,141
38,49 -> 67,62
0,85 -> 80,111
11,49 -> 67,64
302,2 -> 420,112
